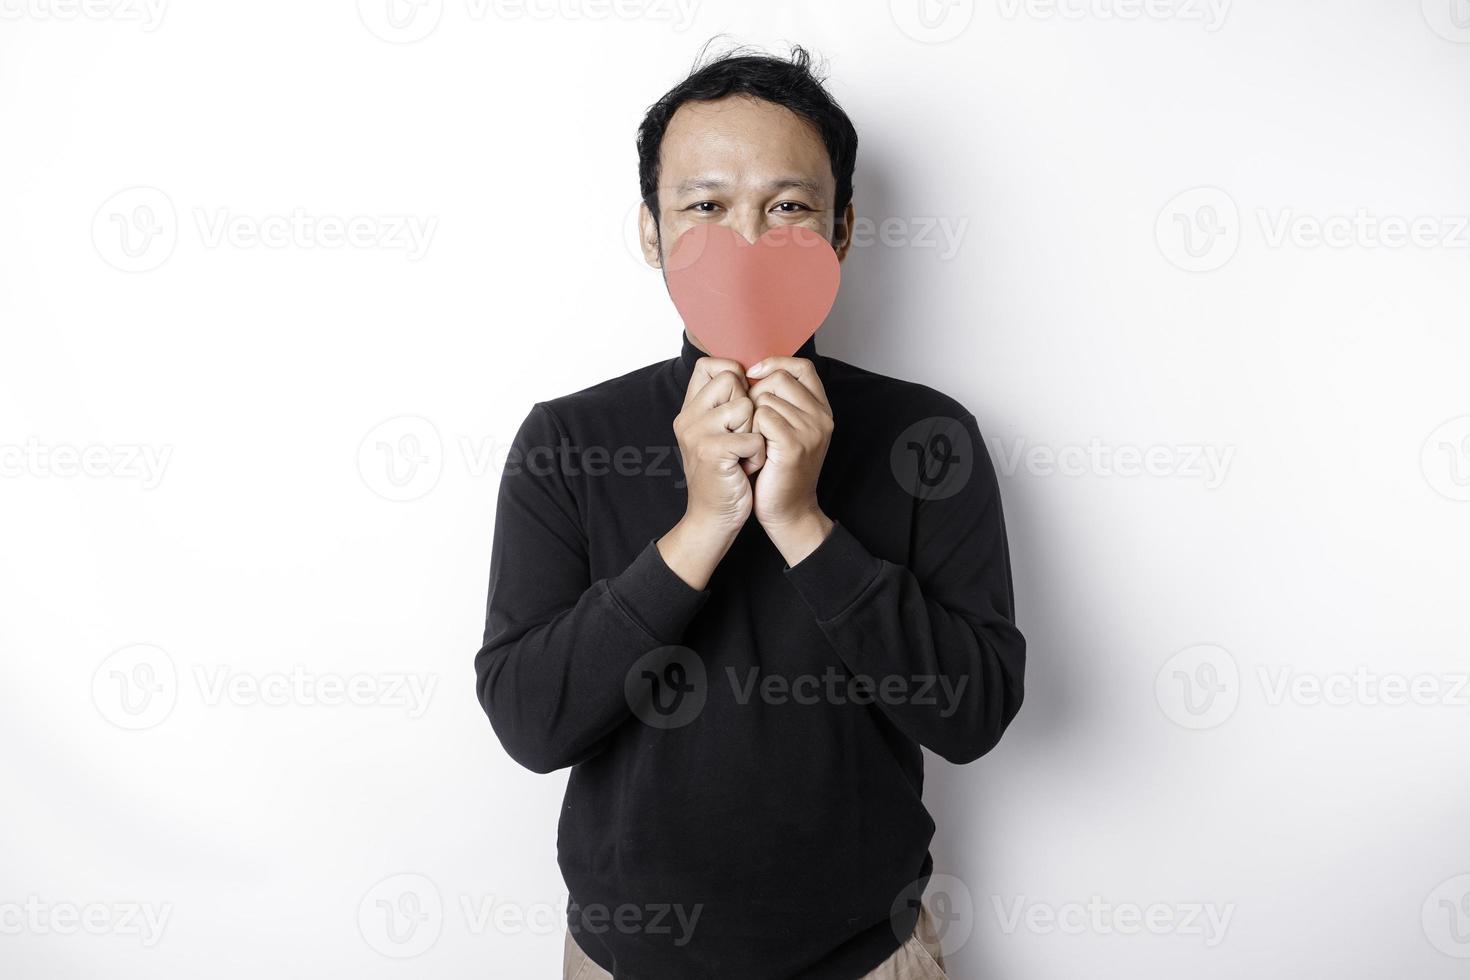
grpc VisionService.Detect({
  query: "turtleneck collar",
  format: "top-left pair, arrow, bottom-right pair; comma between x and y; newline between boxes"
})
675,330 -> 822,387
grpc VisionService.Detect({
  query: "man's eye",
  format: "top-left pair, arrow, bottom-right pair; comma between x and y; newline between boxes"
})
688,202 -> 721,214
772,202 -> 811,213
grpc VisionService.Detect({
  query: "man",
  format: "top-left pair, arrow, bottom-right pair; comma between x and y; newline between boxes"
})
475,46 -> 1025,979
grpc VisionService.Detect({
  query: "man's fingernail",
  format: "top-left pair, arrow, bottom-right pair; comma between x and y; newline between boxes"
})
748,361 -> 767,376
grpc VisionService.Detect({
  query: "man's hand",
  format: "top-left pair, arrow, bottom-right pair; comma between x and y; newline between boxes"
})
747,356 -> 835,566
658,357 -> 765,589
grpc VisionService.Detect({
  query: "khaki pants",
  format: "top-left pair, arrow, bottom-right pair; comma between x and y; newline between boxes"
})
562,902 -> 948,979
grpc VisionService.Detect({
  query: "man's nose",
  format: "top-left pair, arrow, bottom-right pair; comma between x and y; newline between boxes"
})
727,209 -> 767,245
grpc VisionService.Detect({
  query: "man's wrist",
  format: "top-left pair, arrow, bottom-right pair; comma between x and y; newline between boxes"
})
762,506 -> 834,568
658,513 -> 742,590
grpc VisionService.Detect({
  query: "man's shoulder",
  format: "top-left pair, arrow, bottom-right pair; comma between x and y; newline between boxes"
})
527,356 -> 673,425
819,354 -> 976,426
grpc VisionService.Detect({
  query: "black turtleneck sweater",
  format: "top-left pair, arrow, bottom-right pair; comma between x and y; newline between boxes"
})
475,334 -> 1025,979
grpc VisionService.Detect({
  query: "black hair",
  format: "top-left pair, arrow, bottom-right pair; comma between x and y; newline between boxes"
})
636,41 -> 859,232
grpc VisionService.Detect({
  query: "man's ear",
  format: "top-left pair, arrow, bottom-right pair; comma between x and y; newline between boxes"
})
833,201 -> 856,262
639,202 -> 663,269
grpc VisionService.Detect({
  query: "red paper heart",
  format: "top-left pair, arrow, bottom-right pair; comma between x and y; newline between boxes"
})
665,224 -> 841,371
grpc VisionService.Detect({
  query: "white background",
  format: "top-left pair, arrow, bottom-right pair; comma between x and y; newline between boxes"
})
2,1 -> 1469,977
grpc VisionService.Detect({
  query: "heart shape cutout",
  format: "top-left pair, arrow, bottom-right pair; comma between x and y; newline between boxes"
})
665,224 -> 841,371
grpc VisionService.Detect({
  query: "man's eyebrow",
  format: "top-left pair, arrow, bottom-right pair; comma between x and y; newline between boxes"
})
767,176 -> 826,195
674,177 -> 730,193
671,176 -> 827,195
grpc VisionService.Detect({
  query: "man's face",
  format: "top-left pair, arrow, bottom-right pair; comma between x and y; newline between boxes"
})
639,94 -> 854,272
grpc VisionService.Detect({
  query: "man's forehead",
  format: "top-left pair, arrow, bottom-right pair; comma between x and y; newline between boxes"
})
672,175 -> 828,195
659,95 -> 833,188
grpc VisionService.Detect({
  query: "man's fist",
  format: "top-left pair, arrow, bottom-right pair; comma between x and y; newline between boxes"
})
674,357 -> 765,531
747,356 -> 835,565
657,357 -> 765,589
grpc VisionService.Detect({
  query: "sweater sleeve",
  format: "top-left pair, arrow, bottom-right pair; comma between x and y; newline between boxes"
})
783,412 -> 1025,764
474,402 -> 708,774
